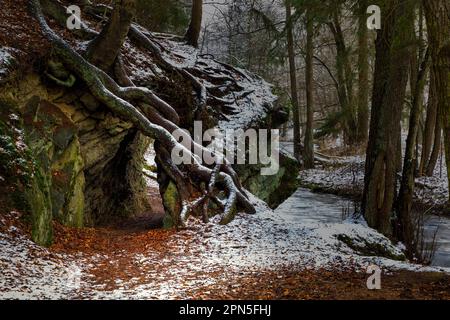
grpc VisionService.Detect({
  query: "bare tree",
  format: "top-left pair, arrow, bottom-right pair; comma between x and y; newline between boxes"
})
356,0 -> 369,143
285,0 -> 301,161
304,8 -> 315,169
185,0 -> 203,48
362,0 -> 414,236
424,0 -> 450,197
86,0 -> 136,71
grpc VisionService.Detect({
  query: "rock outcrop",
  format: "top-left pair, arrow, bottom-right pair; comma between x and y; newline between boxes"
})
0,72 -> 150,245
0,30 -> 298,245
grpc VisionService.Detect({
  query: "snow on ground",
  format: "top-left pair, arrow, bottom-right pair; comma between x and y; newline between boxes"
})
295,148 -> 450,268
415,164 -> 449,210
298,152 -> 449,211
3,135 -> 449,298
0,212 -> 85,299
1,195 -> 449,299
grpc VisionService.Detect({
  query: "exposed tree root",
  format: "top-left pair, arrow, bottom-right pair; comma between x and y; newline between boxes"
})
30,0 -> 255,226
84,2 -> 250,122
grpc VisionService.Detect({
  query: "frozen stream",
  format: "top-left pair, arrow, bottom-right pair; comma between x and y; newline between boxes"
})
276,188 -> 450,267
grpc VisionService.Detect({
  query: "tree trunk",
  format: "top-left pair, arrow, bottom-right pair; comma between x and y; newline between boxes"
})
86,0 -> 136,71
426,111 -> 442,176
420,69 -> 438,175
328,8 -> 356,145
285,0 -> 301,162
362,0 -> 414,236
357,0 -> 369,144
397,49 -> 430,258
423,0 -> 450,198
304,9 -> 315,169
185,0 -> 203,48
396,126 -> 403,173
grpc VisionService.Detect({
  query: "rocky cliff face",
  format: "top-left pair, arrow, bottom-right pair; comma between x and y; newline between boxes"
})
0,73 -> 150,245
1,33 -> 299,245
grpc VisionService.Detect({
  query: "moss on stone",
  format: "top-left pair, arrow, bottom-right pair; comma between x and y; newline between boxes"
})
236,151 -> 299,209
162,181 -> 180,229
50,137 -> 85,228
27,163 -> 53,246
337,234 -> 406,261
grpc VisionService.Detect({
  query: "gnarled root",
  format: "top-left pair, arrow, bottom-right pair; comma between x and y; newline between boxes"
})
29,0 -> 255,226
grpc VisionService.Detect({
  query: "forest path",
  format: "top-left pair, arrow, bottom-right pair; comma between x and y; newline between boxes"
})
2,191 -> 450,299
43,185 -> 450,299
48,209 -> 450,300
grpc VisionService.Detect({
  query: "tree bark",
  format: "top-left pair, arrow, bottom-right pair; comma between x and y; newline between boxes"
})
185,0 -> 203,48
86,0 -> 136,71
426,110 -> 442,176
397,49 -> 430,258
362,0 -> 414,236
304,8 -> 315,169
328,7 -> 356,145
423,0 -> 450,198
420,69 -> 438,175
357,0 -> 369,144
285,0 -> 301,162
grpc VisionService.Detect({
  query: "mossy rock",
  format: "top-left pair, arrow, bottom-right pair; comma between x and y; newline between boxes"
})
27,166 -> 53,246
236,149 -> 299,208
337,234 -> 406,261
50,137 -> 85,228
19,96 -> 86,243
162,181 -> 181,229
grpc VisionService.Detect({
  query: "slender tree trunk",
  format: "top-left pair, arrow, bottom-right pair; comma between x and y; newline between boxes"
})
423,0 -> 450,198
86,0 -> 136,71
362,0 -> 414,236
426,111 -> 442,176
285,0 -> 301,161
396,127 -> 403,173
420,69 -> 438,175
357,0 -> 369,144
304,9 -> 315,169
328,8 -> 356,145
397,49 -> 430,257
185,0 -> 203,48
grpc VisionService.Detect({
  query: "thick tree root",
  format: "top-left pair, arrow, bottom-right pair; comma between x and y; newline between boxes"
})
29,0 -> 255,226
85,3 -> 250,122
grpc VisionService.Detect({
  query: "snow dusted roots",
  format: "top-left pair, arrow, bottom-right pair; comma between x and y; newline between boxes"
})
29,0 -> 256,226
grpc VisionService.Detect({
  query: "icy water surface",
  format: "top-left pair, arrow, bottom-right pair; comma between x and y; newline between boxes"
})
276,188 -> 450,267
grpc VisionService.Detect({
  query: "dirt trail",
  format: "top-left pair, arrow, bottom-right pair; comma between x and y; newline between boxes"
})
48,210 -> 450,300
2,186 -> 450,300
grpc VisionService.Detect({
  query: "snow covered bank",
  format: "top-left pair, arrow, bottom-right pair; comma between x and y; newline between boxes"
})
298,155 -> 449,213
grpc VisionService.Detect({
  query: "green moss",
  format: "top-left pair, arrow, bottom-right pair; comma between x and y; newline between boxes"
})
162,214 -> 175,229
162,181 -> 180,229
219,204 -> 237,225
236,151 -> 299,208
27,165 -> 53,246
50,137 -> 85,228
143,163 -> 158,173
